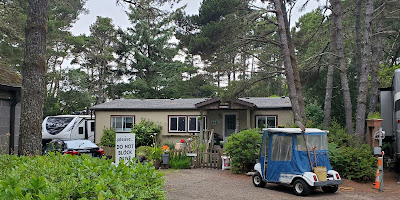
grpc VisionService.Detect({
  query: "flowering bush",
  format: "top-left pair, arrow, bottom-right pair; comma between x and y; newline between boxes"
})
162,145 -> 170,153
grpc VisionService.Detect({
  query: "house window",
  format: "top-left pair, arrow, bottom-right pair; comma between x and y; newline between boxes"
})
256,116 -> 277,129
188,116 -> 207,132
111,116 -> 134,132
169,116 -> 187,132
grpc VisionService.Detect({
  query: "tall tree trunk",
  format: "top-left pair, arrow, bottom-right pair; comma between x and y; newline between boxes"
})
355,0 -> 373,141
323,13 -> 338,128
281,1 -> 307,123
355,0 -> 362,88
19,0 -> 48,155
369,1 -> 384,113
273,0 -> 303,124
332,0 -> 354,135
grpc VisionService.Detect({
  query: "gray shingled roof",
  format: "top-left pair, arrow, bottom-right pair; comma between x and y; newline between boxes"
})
91,98 -> 209,110
238,97 -> 291,109
91,97 -> 291,110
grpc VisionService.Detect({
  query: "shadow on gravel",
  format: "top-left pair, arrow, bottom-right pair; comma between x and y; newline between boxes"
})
263,184 -> 340,198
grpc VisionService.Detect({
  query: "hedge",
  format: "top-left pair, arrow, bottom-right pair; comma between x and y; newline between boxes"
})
0,153 -> 165,199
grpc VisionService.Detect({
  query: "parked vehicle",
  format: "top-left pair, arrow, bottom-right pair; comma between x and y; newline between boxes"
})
253,128 -> 342,196
43,139 -> 104,157
42,115 -> 95,145
380,68 -> 400,166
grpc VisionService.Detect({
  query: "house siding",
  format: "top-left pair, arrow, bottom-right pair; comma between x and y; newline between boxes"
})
94,108 -> 293,145
94,110 -> 208,145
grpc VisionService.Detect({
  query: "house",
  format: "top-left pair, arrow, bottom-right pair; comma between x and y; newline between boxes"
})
90,97 -> 293,144
0,67 -> 21,154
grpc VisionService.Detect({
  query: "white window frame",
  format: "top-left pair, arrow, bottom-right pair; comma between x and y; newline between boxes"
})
169,116 -> 187,132
256,115 -> 277,128
188,116 -> 207,132
111,116 -> 134,132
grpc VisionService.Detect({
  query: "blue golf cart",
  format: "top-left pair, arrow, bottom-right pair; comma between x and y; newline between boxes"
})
253,128 -> 342,196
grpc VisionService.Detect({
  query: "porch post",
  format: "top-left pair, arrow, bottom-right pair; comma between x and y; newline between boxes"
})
200,109 -> 204,145
246,108 -> 251,129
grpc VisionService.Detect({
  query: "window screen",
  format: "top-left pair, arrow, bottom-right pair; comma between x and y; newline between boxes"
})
112,116 -> 134,132
256,116 -> 276,128
178,117 -> 186,131
188,116 -> 207,132
169,116 -> 186,132
270,135 -> 292,161
188,117 -> 197,131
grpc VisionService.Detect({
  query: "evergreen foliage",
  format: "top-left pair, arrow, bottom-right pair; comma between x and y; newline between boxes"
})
224,129 -> 262,174
99,127 -> 117,147
131,119 -> 162,147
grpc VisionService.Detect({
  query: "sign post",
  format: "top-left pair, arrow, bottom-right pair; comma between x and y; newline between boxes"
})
115,133 -> 135,166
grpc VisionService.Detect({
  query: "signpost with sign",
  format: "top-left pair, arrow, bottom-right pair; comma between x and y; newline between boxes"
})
115,133 -> 135,165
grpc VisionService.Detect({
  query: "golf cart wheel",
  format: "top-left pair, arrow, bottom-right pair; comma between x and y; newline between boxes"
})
252,172 -> 266,187
322,185 -> 338,193
292,179 -> 311,196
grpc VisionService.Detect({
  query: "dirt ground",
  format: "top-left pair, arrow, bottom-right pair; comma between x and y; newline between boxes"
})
163,168 -> 400,200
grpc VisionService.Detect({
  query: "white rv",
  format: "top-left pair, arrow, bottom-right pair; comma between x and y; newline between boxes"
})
380,68 -> 400,167
42,115 -> 95,144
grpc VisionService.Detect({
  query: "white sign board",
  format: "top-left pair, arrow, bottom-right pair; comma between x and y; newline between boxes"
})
115,133 -> 135,165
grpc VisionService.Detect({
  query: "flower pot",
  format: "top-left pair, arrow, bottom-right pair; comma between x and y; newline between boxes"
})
162,153 -> 170,164
366,119 -> 383,127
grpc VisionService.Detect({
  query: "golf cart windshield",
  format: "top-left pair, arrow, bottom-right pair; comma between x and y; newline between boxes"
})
296,134 -> 328,151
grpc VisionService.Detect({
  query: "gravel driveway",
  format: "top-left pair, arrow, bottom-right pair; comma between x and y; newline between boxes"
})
164,168 -> 398,200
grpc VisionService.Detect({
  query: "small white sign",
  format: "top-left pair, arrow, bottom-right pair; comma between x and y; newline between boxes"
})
115,133 -> 135,165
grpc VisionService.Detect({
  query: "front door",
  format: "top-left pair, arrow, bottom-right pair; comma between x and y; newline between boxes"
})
224,114 -> 237,140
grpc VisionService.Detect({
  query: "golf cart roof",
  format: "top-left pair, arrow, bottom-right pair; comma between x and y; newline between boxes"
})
263,128 -> 328,134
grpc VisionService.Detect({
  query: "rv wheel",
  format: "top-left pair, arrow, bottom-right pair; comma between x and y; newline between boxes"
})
322,185 -> 338,193
252,172 -> 266,187
293,179 -> 311,196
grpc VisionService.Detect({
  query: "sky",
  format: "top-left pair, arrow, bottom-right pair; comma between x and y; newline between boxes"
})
70,0 -> 326,36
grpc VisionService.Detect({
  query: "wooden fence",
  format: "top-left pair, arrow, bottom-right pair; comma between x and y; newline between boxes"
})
171,148 -> 222,169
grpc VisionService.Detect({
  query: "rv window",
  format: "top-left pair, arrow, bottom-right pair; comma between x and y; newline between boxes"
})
46,117 -> 74,135
270,135 -> 292,161
296,135 -> 328,151
79,127 -> 83,134
90,122 -> 95,132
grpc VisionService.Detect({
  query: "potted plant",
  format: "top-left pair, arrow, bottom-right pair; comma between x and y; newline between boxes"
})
136,146 -> 152,163
366,112 -> 383,127
161,145 -> 170,164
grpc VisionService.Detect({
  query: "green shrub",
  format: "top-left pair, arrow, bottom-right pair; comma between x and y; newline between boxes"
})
132,119 -> 162,147
224,129 -> 262,174
0,154 -> 165,199
136,146 -> 152,157
328,143 -> 376,181
327,120 -> 357,147
150,146 -> 164,161
169,155 -> 191,169
99,127 -> 116,147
